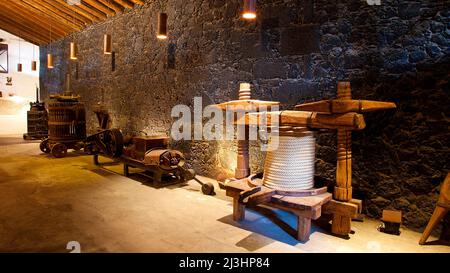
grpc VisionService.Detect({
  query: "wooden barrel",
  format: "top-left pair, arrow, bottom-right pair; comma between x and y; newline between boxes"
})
48,100 -> 86,142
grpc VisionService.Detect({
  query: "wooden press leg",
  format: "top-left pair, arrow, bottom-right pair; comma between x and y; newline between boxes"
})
233,197 -> 245,221
332,214 -> 351,236
419,206 -> 449,245
297,216 -> 312,242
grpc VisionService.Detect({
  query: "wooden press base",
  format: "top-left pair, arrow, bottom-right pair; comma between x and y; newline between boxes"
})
224,178 -> 359,242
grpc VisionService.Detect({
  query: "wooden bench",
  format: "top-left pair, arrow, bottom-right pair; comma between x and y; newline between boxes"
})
224,179 -> 333,242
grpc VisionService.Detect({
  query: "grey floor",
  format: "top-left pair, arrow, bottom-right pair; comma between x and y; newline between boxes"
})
0,136 -> 448,252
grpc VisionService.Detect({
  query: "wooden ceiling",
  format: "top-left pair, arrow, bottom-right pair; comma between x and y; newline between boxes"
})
0,0 -> 146,45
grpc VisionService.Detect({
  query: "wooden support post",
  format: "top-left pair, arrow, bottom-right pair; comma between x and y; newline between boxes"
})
332,81 -> 353,236
233,197 -> 245,221
332,215 -> 352,236
334,82 -> 353,201
297,216 -> 312,242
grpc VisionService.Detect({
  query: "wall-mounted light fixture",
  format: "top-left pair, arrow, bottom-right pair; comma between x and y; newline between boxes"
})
47,53 -> 54,69
157,13 -> 168,39
104,34 -> 112,54
242,0 -> 257,20
70,42 -> 78,60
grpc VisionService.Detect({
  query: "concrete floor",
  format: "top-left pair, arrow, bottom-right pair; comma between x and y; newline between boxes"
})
0,136 -> 449,253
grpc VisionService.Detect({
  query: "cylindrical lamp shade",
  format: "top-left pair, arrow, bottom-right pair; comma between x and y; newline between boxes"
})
104,34 -> 112,54
31,61 -> 37,71
47,53 -> 54,69
17,63 -> 22,72
70,42 -> 77,60
243,0 -> 257,19
157,13 -> 168,39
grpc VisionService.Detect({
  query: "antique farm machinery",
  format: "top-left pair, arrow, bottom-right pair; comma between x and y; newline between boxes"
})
85,130 -> 215,195
39,94 -> 86,158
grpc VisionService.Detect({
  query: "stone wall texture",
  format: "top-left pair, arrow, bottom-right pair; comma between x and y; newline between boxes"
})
40,0 -> 450,232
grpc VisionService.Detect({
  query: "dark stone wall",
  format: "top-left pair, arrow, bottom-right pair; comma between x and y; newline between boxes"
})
40,0 -> 450,231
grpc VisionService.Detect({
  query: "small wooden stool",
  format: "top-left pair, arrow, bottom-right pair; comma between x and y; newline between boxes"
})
419,173 -> 450,245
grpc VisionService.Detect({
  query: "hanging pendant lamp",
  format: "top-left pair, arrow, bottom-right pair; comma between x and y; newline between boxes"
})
104,34 -> 112,54
69,9 -> 78,60
17,38 -> 22,72
48,25 -> 54,69
47,53 -> 54,69
157,13 -> 168,39
242,0 -> 257,20
31,45 -> 37,71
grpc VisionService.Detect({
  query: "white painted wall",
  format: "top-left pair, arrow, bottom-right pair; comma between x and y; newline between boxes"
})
0,29 -> 40,136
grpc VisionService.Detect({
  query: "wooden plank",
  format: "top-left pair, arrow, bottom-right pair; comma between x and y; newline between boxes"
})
22,0 -> 84,30
129,0 -> 145,5
82,0 -> 115,16
322,199 -> 358,218
381,210 -> 402,223
295,100 -> 397,114
0,18 -> 45,45
42,0 -> 92,24
0,1 -> 69,37
77,1 -> 108,19
246,111 -> 366,131
350,198 -> 363,214
98,0 -> 124,13
53,0 -> 101,22
113,0 -> 135,9
246,187 -> 276,206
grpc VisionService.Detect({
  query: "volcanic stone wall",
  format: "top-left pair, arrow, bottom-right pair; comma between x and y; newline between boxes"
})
40,0 -> 450,232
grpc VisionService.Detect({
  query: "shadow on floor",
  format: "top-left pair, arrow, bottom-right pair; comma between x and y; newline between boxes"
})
421,239 -> 450,247
218,207 -> 309,248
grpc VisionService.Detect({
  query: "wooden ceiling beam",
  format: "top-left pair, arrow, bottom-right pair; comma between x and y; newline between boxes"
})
76,2 -> 108,20
52,0 -> 101,22
0,4 -> 69,41
81,0 -> 115,16
22,0 -> 84,30
0,1 -> 70,36
113,0 -> 135,9
0,17 -> 49,45
97,0 -> 123,13
41,0 -> 93,25
129,0 -> 145,5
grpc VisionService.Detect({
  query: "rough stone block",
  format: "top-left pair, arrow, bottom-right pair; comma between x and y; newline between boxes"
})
280,25 -> 320,56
